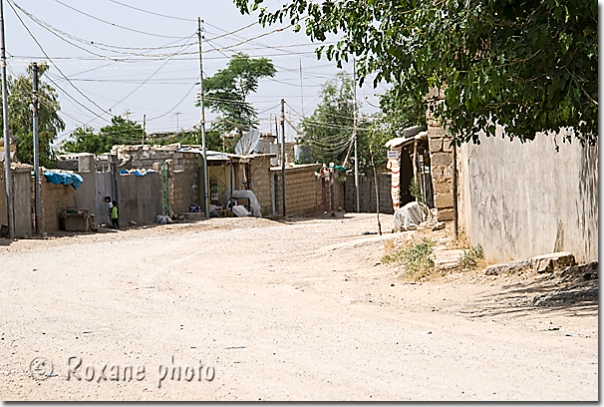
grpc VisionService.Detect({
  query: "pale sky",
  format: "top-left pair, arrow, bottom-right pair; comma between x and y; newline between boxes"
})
4,0 -> 386,145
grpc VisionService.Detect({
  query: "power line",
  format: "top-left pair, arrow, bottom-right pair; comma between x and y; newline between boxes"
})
147,77 -> 200,122
8,1 -> 113,122
104,0 -> 196,22
10,0 -> 197,57
53,0 -> 192,39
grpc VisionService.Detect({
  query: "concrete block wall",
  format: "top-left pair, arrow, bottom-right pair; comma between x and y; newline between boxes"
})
168,153 -> 199,214
344,174 -> 394,214
74,172 -> 97,219
40,181 -> 75,234
458,127 -> 598,263
274,166 -> 320,216
115,144 -> 182,170
249,157 -> 273,215
117,172 -> 162,226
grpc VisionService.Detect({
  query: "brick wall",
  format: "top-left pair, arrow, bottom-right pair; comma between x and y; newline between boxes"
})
168,153 -> 199,214
249,157 -> 273,215
40,181 -> 75,234
273,165 -> 320,216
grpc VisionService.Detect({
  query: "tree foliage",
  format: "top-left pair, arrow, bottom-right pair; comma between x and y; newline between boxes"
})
62,116 -> 144,155
300,72 -> 355,165
3,63 -> 65,167
234,0 -> 597,145
198,52 -> 276,135
300,72 -> 391,174
61,118 -> 224,155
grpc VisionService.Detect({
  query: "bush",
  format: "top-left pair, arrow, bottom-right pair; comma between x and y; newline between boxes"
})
461,244 -> 484,270
383,238 -> 435,280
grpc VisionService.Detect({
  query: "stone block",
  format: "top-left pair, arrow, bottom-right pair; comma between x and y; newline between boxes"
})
437,208 -> 454,221
429,138 -> 442,153
431,152 -> 453,167
531,252 -> 576,273
433,177 -> 452,194
441,138 -> 454,152
485,259 -> 532,276
434,193 -> 454,208
431,165 -> 453,179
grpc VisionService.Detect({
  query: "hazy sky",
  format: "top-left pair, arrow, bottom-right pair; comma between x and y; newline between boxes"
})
4,0 -> 386,144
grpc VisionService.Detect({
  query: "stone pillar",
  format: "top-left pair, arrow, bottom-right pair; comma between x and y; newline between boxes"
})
426,89 -> 454,222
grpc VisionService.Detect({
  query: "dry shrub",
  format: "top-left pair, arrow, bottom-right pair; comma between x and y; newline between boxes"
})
382,237 -> 436,281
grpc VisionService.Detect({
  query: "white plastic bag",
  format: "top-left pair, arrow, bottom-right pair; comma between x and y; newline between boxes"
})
232,205 -> 250,217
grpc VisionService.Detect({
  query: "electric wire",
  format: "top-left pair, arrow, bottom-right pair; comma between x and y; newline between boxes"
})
53,0 -> 192,39
8,1 -> 113,123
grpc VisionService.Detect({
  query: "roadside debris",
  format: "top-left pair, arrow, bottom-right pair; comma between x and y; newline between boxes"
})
485,259 -> 532,276
155,215 -> 174,225
393,202 -> 435,232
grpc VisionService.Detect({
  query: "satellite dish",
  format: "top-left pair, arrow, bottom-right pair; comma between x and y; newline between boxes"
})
235,129 -> 261,155
402,126 -> 423,139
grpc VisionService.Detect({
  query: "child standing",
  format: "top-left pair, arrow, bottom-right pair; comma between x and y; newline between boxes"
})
110,201 -> 119,229
104,196 -> 113,226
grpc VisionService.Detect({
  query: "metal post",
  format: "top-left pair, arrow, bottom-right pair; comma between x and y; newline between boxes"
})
452,139 -> 459,240
353,60 -> 360,213
0,0 -> 13,239
142,114 -> 146,145
280,98 -> 286,217
198,17 -> 209,218
32,62 -> 40,235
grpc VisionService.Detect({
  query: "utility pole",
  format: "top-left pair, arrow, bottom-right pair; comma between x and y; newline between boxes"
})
280,99 -> 286,217
142,114 -> 146,144
198,17 -> 209,218
0,0 -> 13,240
32,62 -> 41,235
353,60 -> 360,213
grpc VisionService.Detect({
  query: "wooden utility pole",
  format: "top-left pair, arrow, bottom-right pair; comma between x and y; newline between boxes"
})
0,0 -> 13,239
32,62 -> 41,235
198,17 -> 209,218
280,99 -> 286,217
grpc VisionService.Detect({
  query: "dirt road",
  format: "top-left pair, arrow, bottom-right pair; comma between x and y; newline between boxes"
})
0,214 -> 597,401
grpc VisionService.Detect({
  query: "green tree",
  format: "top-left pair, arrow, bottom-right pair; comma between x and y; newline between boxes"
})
199,52 -> 276,136
62,116 -> 145,155
153,126 -> 223,151
300,72 -> 356,165
234,0 -> 597,145
3,63 -> 65,167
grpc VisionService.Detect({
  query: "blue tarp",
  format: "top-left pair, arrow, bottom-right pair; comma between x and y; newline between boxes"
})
119,169 -> 156,177
43,171 -> 84,190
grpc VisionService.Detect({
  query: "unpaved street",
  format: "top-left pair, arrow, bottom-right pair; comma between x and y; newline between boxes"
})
0,214 -> 598,401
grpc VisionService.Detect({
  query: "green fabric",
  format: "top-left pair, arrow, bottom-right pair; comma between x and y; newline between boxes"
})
111,206 -> 118,219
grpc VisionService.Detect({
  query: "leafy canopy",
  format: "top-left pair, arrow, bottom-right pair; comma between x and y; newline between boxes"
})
300,72 -> 356,165
300,72 -> 392,174
61,118 -> 224,155
234,0 -> 597,145
62,116 -> 144,155
198,52 -> 276,135
3,63 -> 65,167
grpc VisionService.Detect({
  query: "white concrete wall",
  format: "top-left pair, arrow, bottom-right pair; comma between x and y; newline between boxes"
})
458,127 -> 598,263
